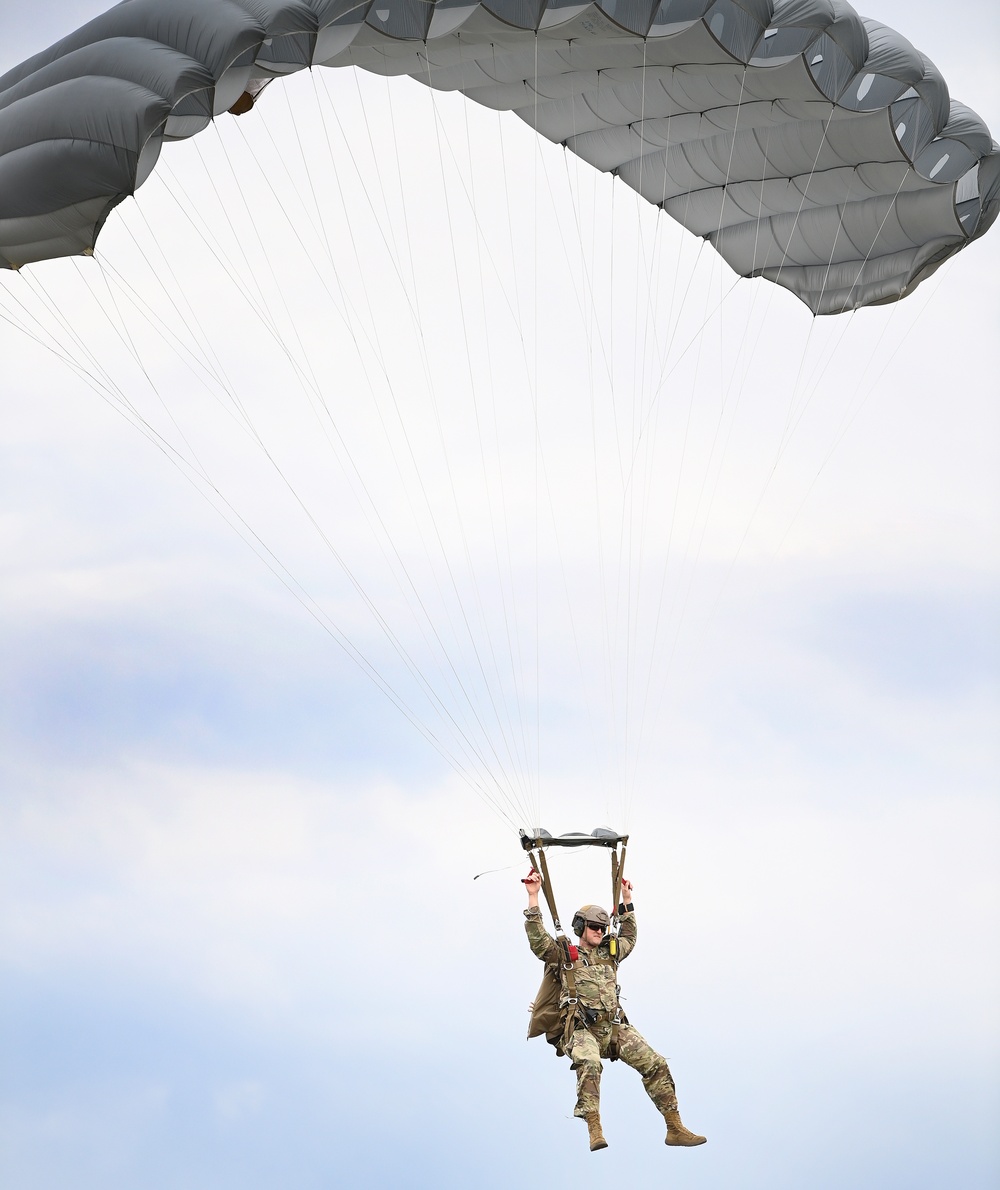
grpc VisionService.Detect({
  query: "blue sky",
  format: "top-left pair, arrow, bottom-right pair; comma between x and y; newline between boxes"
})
2,3 -> 998,1188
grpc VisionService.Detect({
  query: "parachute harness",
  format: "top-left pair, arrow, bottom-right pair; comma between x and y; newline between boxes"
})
521,828 -> 629,1058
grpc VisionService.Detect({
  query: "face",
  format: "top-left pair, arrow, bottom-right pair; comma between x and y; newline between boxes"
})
581,920 -> 606,947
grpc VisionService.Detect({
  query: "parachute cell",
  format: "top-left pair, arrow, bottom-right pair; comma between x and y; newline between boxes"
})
0,0 -> 996,311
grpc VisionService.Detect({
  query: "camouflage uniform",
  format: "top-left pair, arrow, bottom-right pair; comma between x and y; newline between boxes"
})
524,905 -> 678,1119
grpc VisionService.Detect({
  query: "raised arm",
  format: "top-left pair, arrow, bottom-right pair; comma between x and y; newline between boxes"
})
522,868 -> 560,963
616,878 -> 638,960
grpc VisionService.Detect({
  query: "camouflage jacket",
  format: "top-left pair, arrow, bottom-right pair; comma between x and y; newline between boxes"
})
524,906 -> 637,1014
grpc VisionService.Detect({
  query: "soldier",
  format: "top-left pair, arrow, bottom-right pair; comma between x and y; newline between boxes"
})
523,868 -> 706,1152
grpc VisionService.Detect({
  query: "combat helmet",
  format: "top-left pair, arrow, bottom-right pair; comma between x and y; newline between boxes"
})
572,904 -> 610,937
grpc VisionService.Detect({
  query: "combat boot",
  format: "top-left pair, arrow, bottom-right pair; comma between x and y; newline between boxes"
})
584,1112 -> 608,1151
663,1109 -> 706,1147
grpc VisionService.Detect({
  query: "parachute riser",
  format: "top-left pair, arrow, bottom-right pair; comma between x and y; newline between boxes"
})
526,845 -> 564,935
520,827 -> 629,943
609,840 -> 627,955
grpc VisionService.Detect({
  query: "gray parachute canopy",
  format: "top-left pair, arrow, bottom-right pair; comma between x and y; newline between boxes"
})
1,0 -> 997,313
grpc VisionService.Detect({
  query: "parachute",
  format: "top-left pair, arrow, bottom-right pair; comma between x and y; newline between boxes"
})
1,0 -> 997,313
0,2 -> 996,839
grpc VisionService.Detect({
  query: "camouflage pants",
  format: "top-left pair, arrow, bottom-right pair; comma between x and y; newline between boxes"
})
567,1021 -> 677,1118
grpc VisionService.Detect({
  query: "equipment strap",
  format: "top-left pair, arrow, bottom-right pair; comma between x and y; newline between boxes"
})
609,1015 -> 621,1061
558,937 -> 580,1051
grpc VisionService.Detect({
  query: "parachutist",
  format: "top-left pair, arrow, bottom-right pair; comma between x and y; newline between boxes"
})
523,869 -> 706,1151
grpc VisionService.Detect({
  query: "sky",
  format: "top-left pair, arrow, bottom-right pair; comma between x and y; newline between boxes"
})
1,3 -> 998,1188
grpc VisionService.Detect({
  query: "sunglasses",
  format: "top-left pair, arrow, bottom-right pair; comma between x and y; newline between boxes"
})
585,922 -> 607,932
